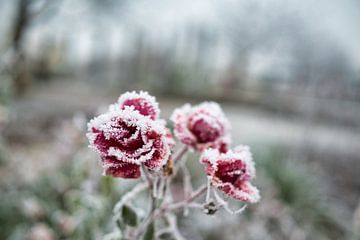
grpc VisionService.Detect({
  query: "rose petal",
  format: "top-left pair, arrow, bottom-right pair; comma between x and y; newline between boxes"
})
102,155 -> 141,179
217,181 -> 260,203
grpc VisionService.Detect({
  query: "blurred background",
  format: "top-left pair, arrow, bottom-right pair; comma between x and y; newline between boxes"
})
0,0 -> 360,239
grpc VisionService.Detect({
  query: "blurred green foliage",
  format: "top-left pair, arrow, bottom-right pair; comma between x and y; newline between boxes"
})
0,149 -> 119,240
0,75 -> 12,105
256,146 -> 348,239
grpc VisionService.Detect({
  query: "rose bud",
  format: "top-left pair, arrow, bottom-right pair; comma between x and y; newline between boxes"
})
200,145 -> 260,203
171,102 -> 230,152
87,106 -> 170,178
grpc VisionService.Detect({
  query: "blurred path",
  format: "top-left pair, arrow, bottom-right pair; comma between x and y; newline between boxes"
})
8,80 -> 360,154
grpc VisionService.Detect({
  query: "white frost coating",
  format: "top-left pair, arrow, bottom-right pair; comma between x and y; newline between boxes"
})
88,106 -> 166,137
170,103 -> 191,122
108,147 -> 156,165
170,104 -> 194,142
117,91 -> 160,119
191,101 -> 231,132
213,188 -> 248,214
200,148 -> 220,173
200,145 -> 256,180
234,145 -> 256,178
219,181 -> 260,203
87,105 -> 169,167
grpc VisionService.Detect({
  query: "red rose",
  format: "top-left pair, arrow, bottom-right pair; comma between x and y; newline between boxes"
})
87,106 -> 170,178
200,145 -> 260,203
171,102 -> 230,152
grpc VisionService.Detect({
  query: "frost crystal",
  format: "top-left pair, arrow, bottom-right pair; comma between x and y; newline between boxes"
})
200,146 -> 260,203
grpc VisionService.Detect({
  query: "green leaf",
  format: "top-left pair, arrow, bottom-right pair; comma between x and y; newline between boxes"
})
100,176 -> 115,196
121,205 -> 138,227
158,232 -> 175,240
116,218 -> 125,231
143,222 -> 155,240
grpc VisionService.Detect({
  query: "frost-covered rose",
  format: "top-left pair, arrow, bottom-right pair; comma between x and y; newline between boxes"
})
87,106 -> 170,178
115,91 -> 175,149
171,102 -> 230,152
200,145 -> 260,203
112,91 -> 160,120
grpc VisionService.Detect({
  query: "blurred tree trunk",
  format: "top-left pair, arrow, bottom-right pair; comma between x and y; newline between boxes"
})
12,0 -> 31,96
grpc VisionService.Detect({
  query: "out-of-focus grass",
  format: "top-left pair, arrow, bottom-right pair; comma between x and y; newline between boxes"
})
256,145 -> 348,239
0,147 -> 119,240
0,75 -> 12,105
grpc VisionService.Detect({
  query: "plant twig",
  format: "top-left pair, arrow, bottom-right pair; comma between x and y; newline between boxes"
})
132,184 -> 207,239
213,189 -> 247,214
130,197 -> 157,239
131,170 -> 157,239
113,182 -> 148,215
181,164 -> 193,216
206,176 -> 211,203
163,145 -> 189,200
164,213 -> 186,240
165,184 -> 207,212
141,165 -> 153,188
173,145 -> 188,163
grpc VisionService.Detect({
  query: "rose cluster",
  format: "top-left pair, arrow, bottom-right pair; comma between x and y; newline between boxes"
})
87,91 -> 259,203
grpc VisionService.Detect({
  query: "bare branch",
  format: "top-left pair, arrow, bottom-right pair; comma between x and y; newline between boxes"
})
213,189 -> 247,214
165,213 -> 186,240
165,184 -> 207,212
113,182 -> 148,215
